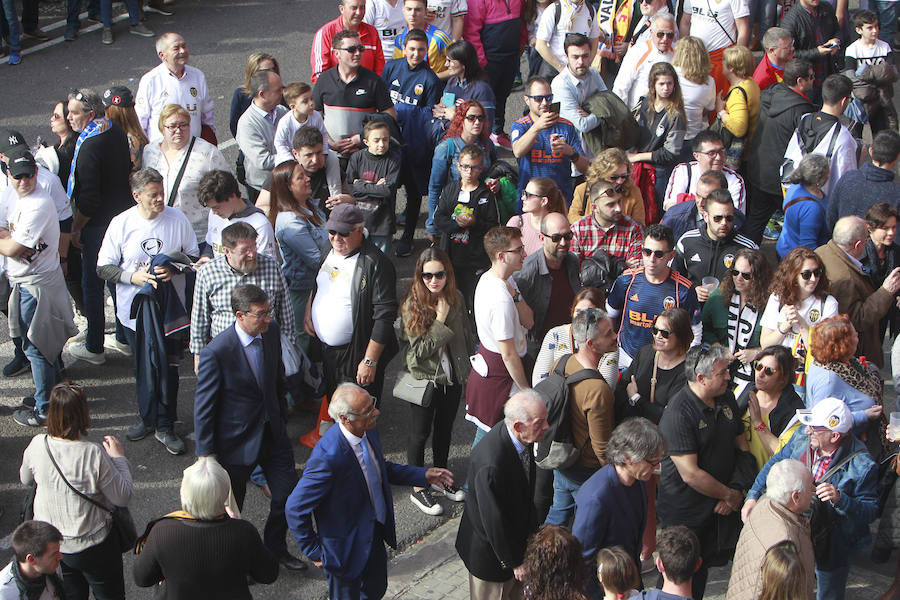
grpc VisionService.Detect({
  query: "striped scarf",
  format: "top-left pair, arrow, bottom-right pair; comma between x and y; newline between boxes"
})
66,117 -> 112,198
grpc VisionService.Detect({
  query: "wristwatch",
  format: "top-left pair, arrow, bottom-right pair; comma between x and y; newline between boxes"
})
512,291 -> 522,303
363,357 -> 378,367
567,150 -> 579,161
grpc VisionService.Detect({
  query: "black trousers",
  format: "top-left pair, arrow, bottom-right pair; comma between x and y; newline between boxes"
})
61,528 -> 125,600
322,342 -> 387,405
407,383 -> 462,469
485,52 -> 520,134
743,181 -> 784,244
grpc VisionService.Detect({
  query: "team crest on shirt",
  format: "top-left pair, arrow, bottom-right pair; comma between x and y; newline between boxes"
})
723,254 -> 734,269
698,419 -> 707,429
722,406 -> 733,421
190,87 -> 198,98
809,308 -> 821,323
663,296 -> 675,309
414,83 -> 424,96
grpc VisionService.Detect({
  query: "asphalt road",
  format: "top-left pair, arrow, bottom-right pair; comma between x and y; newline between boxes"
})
0,1 -> 524,598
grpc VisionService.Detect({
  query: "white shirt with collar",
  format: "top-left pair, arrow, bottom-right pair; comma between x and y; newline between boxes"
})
612,41 -> 674,109
339,422 -> 383,505
135,62 -> 215,143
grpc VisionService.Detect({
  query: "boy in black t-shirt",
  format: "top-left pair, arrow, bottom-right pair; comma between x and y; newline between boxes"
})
345,121 -> 401,254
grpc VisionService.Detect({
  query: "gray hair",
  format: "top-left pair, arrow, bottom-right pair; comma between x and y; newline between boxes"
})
328,383 -> 368,421
765,459 -> 811,506
651,12 -> 676,28
250,69 -> 274,97
503,390 -> 546,428
68,89 -> 104,117
684,343 -> 730,382
605,418 -> 667,466
762,27 -> 791,50
130,167 -> 164,195
832,215 -> 868,247
155,31 -> 182,54
787,153 -> 829,189
572,308 -> 609,345
180,457 -> 232,520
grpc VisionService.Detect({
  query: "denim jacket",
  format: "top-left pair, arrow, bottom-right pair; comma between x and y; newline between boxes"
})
275,209 -> 328,290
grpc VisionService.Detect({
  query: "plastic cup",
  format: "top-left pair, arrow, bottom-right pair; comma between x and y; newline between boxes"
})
701,276 -> 719,291
890,412 -> 900,441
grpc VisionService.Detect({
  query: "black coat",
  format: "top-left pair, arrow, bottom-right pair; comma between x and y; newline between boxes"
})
70,121 -> 133,227
434,179 -> 499,270
455,422 -> 538,582
780,2 -> 840,77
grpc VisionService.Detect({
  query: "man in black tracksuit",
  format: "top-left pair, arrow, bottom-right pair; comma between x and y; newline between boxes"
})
743,59 -> 816,243
674,189 -> 758,303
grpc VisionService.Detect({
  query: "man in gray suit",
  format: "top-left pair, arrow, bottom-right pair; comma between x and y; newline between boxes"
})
236,69 -> 287,203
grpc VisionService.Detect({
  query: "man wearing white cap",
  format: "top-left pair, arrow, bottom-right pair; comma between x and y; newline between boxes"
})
741,397 -> 878,600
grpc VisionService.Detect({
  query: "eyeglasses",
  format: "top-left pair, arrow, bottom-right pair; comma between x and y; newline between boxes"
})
651,326 -> 671,339
655,31 -> 675,39
730,268 -> 752,280
339,45 -> 365,54
753,362 -> 779,376
696,147 -> 726,157
347,403 -> 377,419
609,173 -> 628,182
244,308 -> 273,319
328,229 -> 352,238
458,163 -> 483,171
545,231 -> 574,243
464,114 -> 486,122
799,267 -> 824,280
642,247 -> 669,258
711,214 -> 735,223
164,122 -> 190,131
804,72 -> 815,80
422,270 -> 446,281
50,113 -> 64,121
502,246 -> 526,256
526,93 -> 553,103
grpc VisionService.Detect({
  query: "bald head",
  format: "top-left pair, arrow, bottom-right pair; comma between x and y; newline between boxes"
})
833,215 -> 868,258
540,212 -> 572,263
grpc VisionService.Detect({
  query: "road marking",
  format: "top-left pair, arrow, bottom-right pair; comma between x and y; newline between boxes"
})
22,13 -> 131,56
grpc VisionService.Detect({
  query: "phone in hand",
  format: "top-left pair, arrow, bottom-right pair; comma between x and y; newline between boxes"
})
549,101 -> 561,114
824,41 -> 840,48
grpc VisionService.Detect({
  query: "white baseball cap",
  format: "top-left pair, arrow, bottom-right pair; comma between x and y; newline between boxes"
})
796,397 -> 852,434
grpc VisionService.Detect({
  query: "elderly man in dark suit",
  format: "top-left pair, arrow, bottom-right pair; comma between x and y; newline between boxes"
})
194,283 -> 306,572
455,390 -> 549,600
286,383 -> 453,600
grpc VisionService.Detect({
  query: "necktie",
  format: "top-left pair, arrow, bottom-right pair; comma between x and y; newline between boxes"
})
520,446 -> 533,484
248,338 -> 264,389
361,438 -> 387,523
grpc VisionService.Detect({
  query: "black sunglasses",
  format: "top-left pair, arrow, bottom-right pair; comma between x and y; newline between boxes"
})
339,45 -> 365,54
464,114 -> 486,122
642,247 -> 669,258
328,229 -> 350,238
753,362 -> 779,376
526,93 -> 553,103
422,271 -> 446,281
651,326 -> 671,339
799,267 -> 824,281
655,31 -> 675,39
545,232 -> 574,243
730,268 -> 752,280
712,214 -> 735,223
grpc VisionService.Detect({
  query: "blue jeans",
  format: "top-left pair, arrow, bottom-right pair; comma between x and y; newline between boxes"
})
815,565 -> 850,600
100,0 -> 139,27
1,0 -> 22,52
545,464 -> 596,526
749,0 -> 778,39
875,1 -> 900,43
472,425 -> 489,447
19,286 -> 63,414
80,225 -> 113,355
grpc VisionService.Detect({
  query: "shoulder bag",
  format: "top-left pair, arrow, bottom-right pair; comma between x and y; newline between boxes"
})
393,360 -> 442,408
44,435 -> 137,554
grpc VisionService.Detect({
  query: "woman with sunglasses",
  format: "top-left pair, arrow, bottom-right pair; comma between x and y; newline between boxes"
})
508,177 -> 567,256
702,248 -> 772,396
533,287 -> 618,388
776,153 -> 830,259
427,100 -> 497,240
736,346 -> 804,470
627,62 -> 687,218
399,247 -> 472,515
568,148 -> 646,225
759,247 -> 838,397
431,41 -> 497,132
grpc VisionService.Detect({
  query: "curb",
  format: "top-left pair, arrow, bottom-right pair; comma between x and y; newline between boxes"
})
385,516 -> 462,599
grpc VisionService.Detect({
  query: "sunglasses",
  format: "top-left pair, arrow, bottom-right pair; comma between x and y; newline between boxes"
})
422,271 -> 446,281
712,214 -> 735,223
655,31 -> 675,39
339,45 -> 365,54
465,114 -> 486,122
328,229 -> 351,238
799,267 -> 824,280
730,268 -> 752,280
753,362 -> 779,376
642,247 -> 669,258
651,326 -> 671,339
545,231 -> 574,243
526,93 -> 554,103
522,190 -> 545,201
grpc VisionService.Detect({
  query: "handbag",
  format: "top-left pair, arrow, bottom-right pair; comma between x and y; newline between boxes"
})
708,87 -> 749,169
44,435 -> 137,554
393,359 -> 442,408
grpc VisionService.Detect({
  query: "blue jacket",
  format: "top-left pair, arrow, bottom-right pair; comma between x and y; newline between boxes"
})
285,425 -> 426,579
426,136 -> 497,234
777,184 -> 829,259
275,209 -> 328,290
827,162 -> 900,231
661,201 -> 746,243
748,429 -> 879,559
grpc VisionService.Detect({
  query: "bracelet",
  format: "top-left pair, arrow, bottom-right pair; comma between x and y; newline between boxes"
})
629,393 -> 641,406
754,422 -> 767,432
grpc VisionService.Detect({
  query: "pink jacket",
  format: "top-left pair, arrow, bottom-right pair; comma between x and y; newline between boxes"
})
462,0 -> 527,66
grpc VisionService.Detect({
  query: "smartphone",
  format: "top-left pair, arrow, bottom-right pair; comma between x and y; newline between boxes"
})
441,91 -> 456,107
549,101 -> 561,114
825,41 -> 840,48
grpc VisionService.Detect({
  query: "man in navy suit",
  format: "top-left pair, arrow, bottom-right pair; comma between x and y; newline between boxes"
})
194,283 -> 307,571
286,383 -> 454,599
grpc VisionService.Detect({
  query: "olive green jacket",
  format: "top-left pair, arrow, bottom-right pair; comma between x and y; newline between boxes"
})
400,290 -> 474,386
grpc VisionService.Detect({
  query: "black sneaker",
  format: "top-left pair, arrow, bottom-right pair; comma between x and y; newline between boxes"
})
395,238 -> 413,258
410,489 -> 443,515
13,408 -> 46,427
3,354 -> 30,377
155,430 -> 185,455
21,396 -> 35,409
126,420 -> 154,441
431,482 -> 466,501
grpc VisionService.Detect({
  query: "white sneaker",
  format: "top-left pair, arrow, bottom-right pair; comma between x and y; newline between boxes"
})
432,482 -> 466,502
68,329 -> 87,344
68,343 -> 106,365
104,334 -> 132,356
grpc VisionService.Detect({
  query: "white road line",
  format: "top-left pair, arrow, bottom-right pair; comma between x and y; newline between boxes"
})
21,12 -> 130,56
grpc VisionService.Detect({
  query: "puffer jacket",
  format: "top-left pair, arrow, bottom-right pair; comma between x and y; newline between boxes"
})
726,496 -> 815,600
400,290 -> 474,386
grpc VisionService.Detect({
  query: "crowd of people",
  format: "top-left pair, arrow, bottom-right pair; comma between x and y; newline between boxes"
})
2,0 -> 900,597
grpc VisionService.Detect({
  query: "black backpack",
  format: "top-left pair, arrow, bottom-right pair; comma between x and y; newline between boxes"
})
534,354 -> 602,470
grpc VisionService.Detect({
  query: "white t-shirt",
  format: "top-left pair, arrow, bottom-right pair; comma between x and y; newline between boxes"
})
684,0 -> 749,52
759,293 -> 839,350
97,205 -> 198,330
3,192 -> 60,277
473,271 -> 527,356
536,1 -> 600,67
0,165 -> 73,222
311,250 -> 358,346
676,68 -> 717,138
845,38 -> 893,70
274,110 -> 331,165
135,63 -> 215,143
427,0 -> 467,38
205,208 -> 276,258
365,0 -> 407,62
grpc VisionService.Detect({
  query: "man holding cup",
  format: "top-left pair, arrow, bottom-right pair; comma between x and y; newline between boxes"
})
673,188 -> 757,302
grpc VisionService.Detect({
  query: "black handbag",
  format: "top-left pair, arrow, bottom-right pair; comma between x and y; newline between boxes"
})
44,435 -> 137,554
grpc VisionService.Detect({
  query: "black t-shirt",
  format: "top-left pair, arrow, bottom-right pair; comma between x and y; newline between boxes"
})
312,67 -> 393,142
657,385 -> 742,529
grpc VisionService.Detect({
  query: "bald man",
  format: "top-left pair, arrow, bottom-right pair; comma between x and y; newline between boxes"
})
513,212 -> 582,352
815,215 -> 900,368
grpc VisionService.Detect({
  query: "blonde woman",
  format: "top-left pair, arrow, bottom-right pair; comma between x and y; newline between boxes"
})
716,45 -> 761,167
103,86 -> 148,172
569,149 -> 646,225
672,37 -> 716,152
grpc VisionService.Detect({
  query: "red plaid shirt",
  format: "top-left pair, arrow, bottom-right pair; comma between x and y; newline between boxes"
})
571,213 -> 644,265
811,447 -> 837,482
